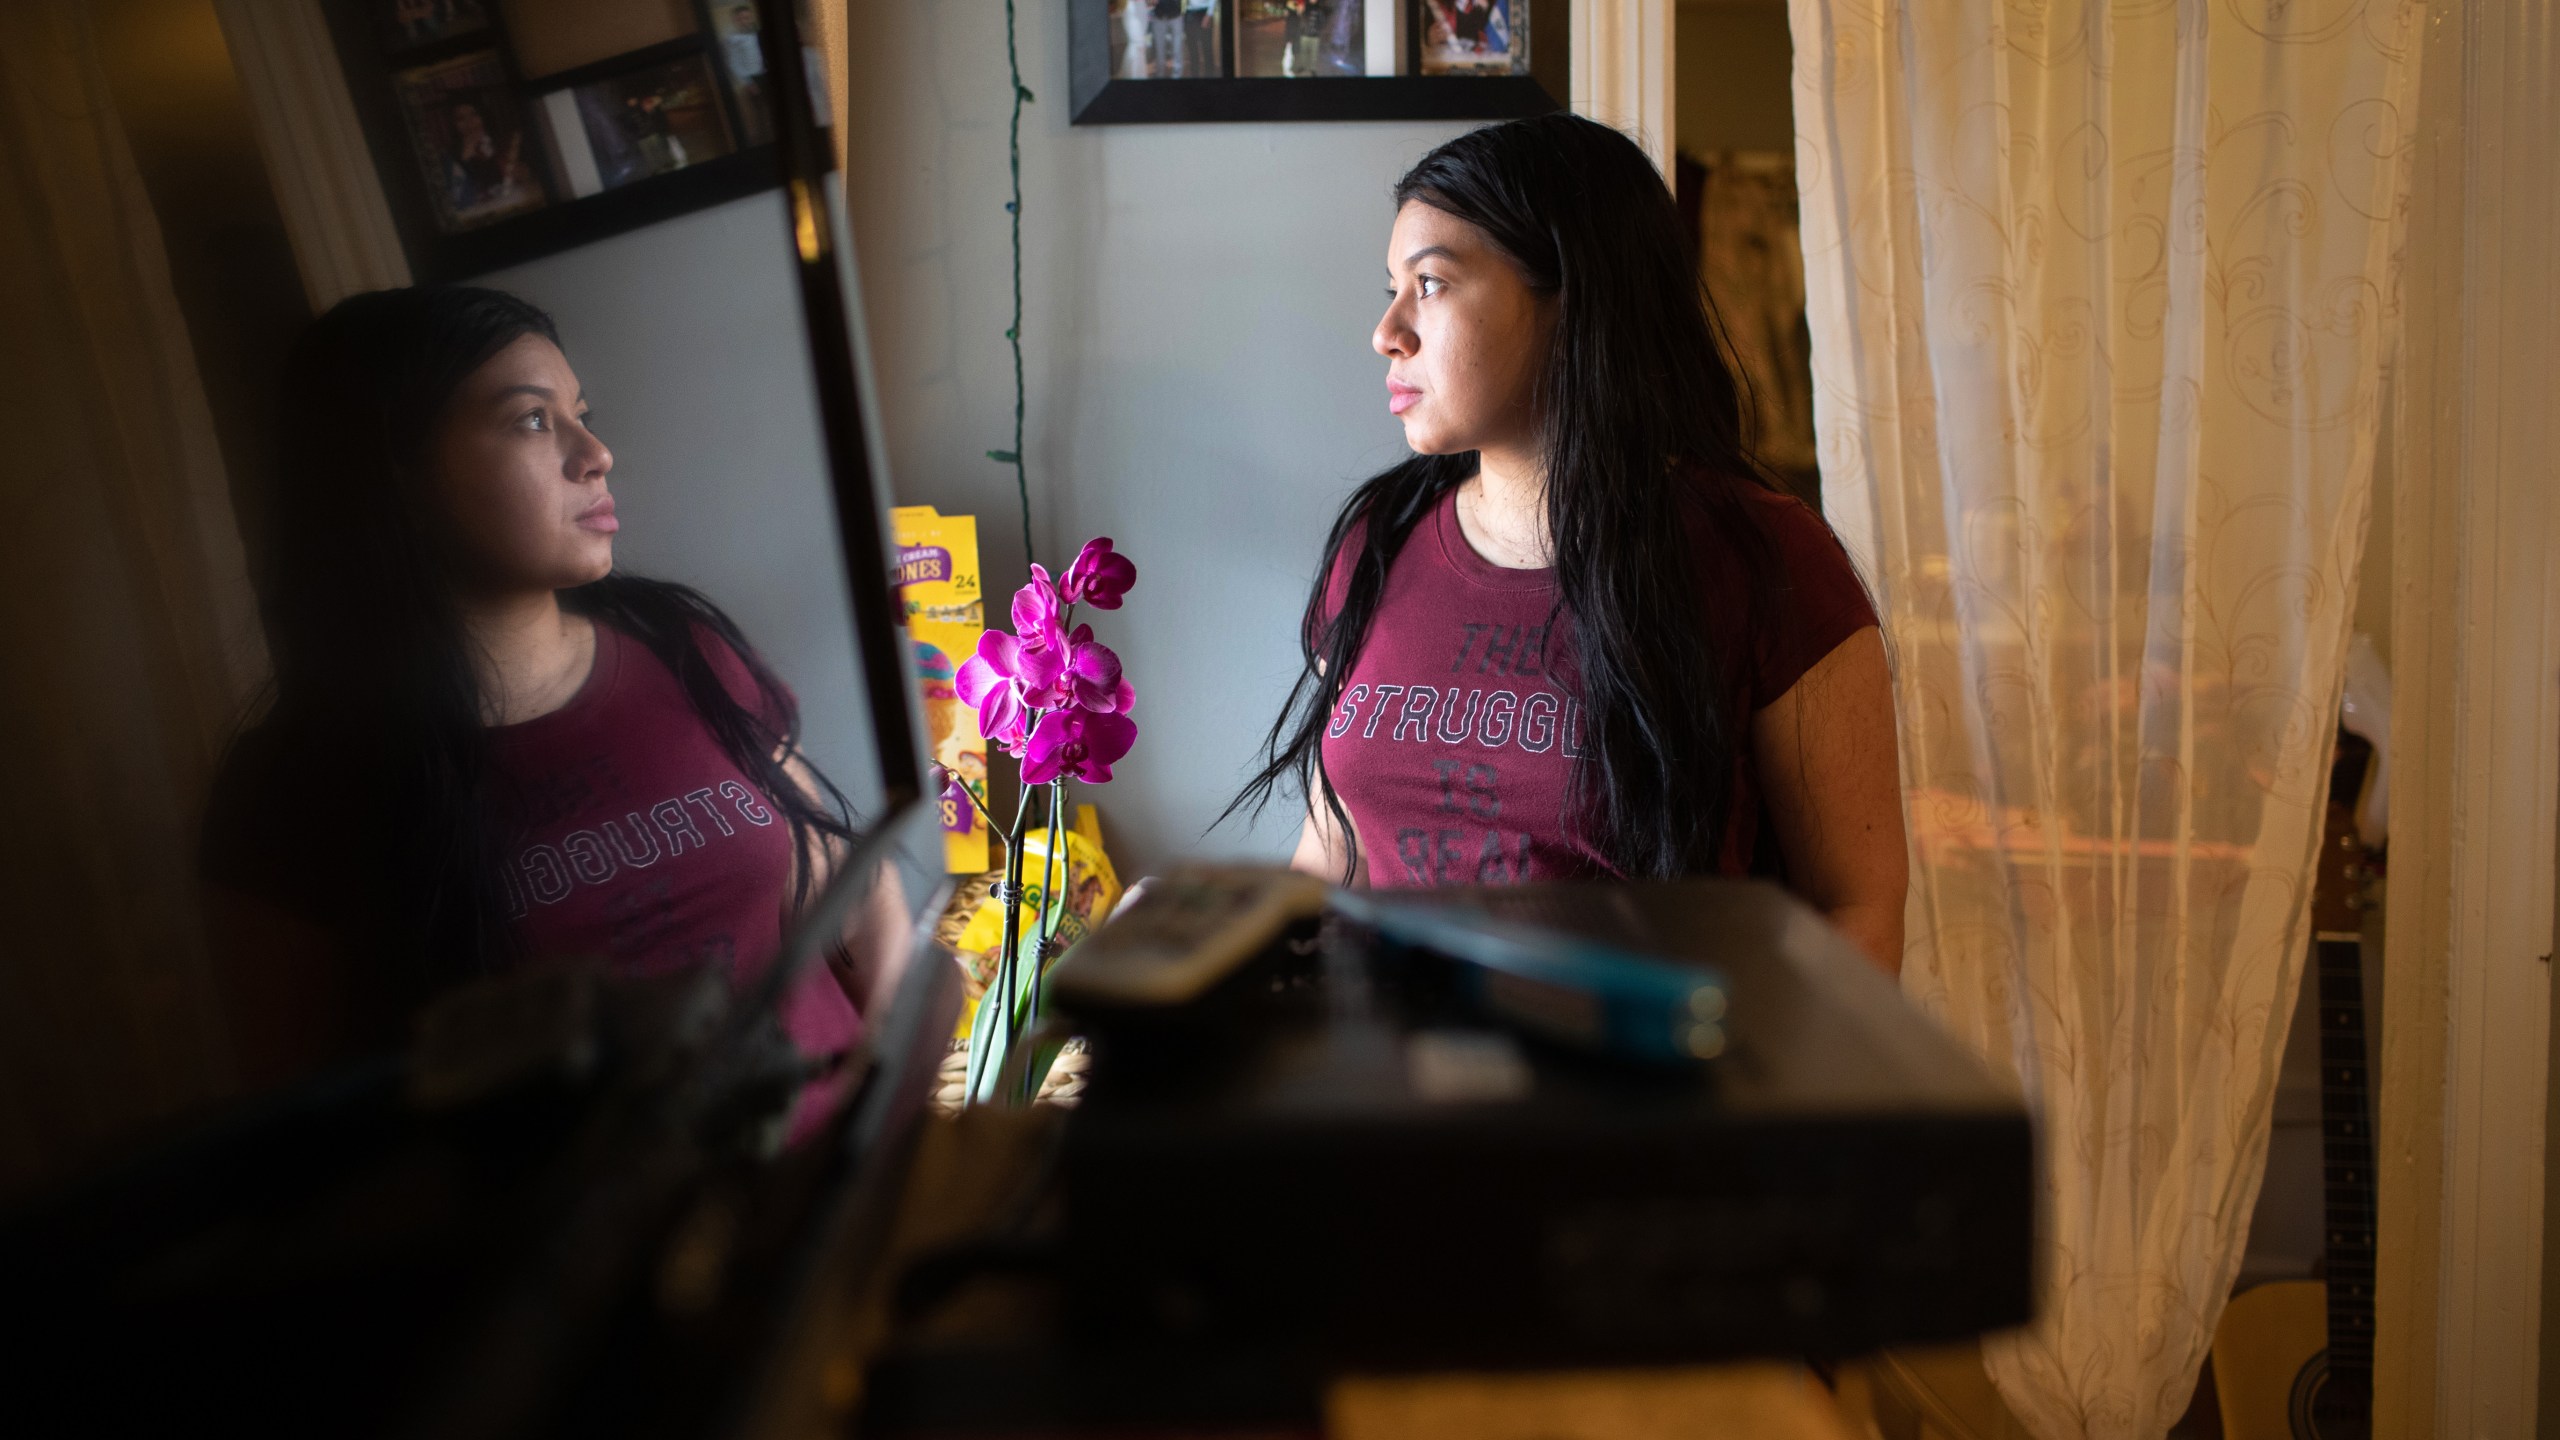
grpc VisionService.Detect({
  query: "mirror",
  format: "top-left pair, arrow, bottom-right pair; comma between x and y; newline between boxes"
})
2,7 -> 948,1412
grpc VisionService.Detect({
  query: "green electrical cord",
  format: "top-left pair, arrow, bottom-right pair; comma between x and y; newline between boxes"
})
987,0 -> 1035,572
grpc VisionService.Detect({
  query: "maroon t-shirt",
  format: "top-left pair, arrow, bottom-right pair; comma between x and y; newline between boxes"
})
1318,479 -> 1876,887
202,622 -> 864,1134
488,624 -> 862,1095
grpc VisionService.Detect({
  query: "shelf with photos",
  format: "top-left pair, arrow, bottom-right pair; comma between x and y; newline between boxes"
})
1070,0 -> 1566,124
323,0 -> 806,280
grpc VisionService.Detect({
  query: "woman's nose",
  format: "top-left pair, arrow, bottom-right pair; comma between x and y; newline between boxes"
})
573,424 -> 612,481
1373,302 -> 1415,359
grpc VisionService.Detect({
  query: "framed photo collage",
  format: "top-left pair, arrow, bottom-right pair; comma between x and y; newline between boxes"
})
327,0 -> 802,279
1070,0 -> 1568,124
327,0 -> 1566,275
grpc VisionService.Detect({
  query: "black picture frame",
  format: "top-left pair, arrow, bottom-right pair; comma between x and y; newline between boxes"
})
324,0 -> 800,282
1070,0 -> 1567,125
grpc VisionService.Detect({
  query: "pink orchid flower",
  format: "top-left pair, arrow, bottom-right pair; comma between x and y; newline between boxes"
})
1002,566 -> 1082,709
1061,537 -> 1136,610
1065,626 -> 1135,715
1021,708 -> 1137,786
955,629 -> 1061,753
1013,564 -> 1064,643
954,541 -> 1142,778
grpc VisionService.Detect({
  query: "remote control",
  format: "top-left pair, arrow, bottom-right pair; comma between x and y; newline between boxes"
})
1047,865 -> 1330,1010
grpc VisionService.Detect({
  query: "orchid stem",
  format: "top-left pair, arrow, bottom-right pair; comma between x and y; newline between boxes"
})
1023,780 -> 1065,1101
979,705 -> 1062,1106
973,707 -> 1043,1106
973,820 -> 1027,1104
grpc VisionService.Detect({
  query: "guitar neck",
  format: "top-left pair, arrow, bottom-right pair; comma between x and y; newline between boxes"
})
2313,928 -> 2376,1383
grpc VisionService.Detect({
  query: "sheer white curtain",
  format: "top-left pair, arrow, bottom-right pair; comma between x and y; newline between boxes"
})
1784,0 -> 2421,1433
0,0 -> 263,1194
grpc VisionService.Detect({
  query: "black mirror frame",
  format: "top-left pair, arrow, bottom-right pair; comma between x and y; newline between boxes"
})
1068,0 -> 1569,125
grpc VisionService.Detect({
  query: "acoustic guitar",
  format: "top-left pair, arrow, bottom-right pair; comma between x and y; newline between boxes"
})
2213,734 -> 2379,1440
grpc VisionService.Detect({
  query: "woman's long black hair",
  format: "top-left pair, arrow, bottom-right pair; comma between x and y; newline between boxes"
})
231,285 -> 852,1003
1233,113 -> 1785,881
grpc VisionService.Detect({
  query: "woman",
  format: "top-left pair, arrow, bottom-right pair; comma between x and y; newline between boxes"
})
1236,115 -> 1906,972
203,286 -> 902,1106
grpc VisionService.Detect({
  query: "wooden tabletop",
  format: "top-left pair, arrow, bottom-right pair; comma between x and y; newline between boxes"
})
1329,1364 -> 1862,1440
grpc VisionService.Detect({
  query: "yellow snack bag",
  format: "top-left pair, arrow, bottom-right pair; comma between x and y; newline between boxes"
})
891,505 -> 990,873
954,805 -> 1122,1039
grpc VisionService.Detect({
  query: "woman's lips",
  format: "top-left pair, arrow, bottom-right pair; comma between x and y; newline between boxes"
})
578,496 -> 619,534
1387,380 -> 1423,416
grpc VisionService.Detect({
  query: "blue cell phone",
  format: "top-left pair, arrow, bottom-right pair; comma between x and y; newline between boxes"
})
1333,893 -> 1730,1066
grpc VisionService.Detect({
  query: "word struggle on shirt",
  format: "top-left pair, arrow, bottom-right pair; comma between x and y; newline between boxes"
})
502,779 -> 778,917
1327,618 -> 1595,886
1325,623 -> 1589,755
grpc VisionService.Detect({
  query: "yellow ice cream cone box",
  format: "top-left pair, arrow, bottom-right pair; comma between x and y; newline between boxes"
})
892,505 -> 990,874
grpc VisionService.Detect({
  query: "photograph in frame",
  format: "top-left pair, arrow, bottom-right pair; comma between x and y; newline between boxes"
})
1237,0 -> 1367,77
572,54 -> 739,191
1420,0 -> 1527,76
382,0 -> 491,51
392,51 -> 549,232
708,0 -> 776,144
1110,0 -> 1229,79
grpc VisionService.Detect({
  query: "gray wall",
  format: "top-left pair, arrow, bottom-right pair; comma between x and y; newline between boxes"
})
844,0 -> 1470,872
482,196 -> 887,817
477,2 -> 1810,875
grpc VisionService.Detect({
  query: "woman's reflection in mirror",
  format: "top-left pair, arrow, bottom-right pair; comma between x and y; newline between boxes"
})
201,286 -> 904,1130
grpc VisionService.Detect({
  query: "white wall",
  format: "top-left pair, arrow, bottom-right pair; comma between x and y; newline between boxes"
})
481,195 -> 888,818
845,0 -> 1471,871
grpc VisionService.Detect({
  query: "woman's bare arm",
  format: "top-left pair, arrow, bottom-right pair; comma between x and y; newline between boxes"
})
1291,787 -> 1363,886
778,744 -> 920,1020
203,884 -> 380,1088
1752,627 -> 1908,976
832,861 -> 913,1022
1289,656 -> 1364,886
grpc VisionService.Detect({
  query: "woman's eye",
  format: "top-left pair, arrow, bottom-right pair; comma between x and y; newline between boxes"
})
519,409 -> 548,432
1419,275 -> 1445,299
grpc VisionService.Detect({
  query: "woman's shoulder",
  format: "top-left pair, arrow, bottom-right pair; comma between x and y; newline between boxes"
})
663,616 -> 759,700
1685,468 -> 1834,547
580,580 -> 796,738
1679,469 -> 1878,707
685,619 -> 793,731
199,710 -> 354,910
201,715 -> 286,865
1681,471 -> 1862,584
1317,480 -> 1421,641
1316,478 -> 1473,611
